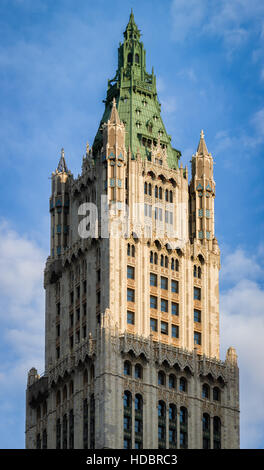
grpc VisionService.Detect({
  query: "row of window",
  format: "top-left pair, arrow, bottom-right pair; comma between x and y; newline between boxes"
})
150,318 -> 179,338
144,183 -> 174,202
124,391 -> 143,449
150,252 -> 179,271
144,204 -> 173,225
158,402 -> 187,449
127,309 -> 201,327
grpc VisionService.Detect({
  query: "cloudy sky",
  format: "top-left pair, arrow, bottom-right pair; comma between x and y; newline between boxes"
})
0,0 -> 263,449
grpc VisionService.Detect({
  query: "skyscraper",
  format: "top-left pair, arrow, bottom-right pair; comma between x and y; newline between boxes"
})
25,12 -> 239,449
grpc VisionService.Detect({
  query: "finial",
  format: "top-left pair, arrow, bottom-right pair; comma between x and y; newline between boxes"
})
200,129 -> 204,139
112,97 -> 116,107
86,141 -> 89,154
61,147 -> 65,158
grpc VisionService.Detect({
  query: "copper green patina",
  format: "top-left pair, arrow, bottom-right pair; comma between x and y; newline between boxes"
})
93,11 -> 181,169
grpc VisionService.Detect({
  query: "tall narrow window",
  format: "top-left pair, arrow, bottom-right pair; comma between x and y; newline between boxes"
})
150,273 -> 157,287
158,371 -> 166,386
135,394 -> 143,449
194,287 -> 201,300
83,399 -> 88,449
127,288 -> 135,302
213,417 -> 221,449
202,384 -> 210,399
90,394 -> 95,449
180,407 -> 188,449
169,404 -> 177,449
124,391 -> 132,449
158,401 -> 166,449
62,413 -> 67,449
202,413 -> 210,449
127,265 -> 135,279
124,360 -> 132,376
56,418 -> 61,449
69,409 -> 74,449
42,429 -> 47,449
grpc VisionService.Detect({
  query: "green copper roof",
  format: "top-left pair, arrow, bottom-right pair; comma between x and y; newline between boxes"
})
93,12 -> 181,169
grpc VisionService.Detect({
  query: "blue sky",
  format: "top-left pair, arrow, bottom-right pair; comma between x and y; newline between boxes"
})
0,0 -> 263,449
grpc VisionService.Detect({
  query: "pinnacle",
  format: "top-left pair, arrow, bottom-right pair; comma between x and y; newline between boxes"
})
109,98 -> 121,125
57,148 -> 69,173
197,129 -> 209,155
124,9 -> 140,40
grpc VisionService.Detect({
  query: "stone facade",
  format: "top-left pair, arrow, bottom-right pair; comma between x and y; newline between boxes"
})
25,12 -> 240,449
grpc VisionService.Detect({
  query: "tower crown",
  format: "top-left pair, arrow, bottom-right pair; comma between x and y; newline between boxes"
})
93,12 -> 181,169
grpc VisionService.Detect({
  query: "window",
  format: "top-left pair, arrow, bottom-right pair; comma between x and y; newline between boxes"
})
194,287 -> 201,300
123,390 -> 132,449
202,384 -> 210,399
169,374 -> 176,389
144,182 -> 148,194
194,309 -> 201,323
150,318 -> 158,332
124,416 -> 131,431
127,265 -> 135,279
135,419 -> 141,433
158,401 -> 166,417
161,321 -> 168,335
213,417 -> 221,449
158,425 -> 165,440
213,387 -> 221,402
179,377 -> 187,392
194,265 -> 197,277
158,371 -> 166,386
203,413 -> 210,449
124,361 -> 131,376
154,253 -> 158,264
155,186 -> 158,198
127,310 -> 135,325
160,254 -> 164,267
171,280 -> 179,293
172,325 -> 179,338
150,295 -> 157,309
160,276 -> 168,290
194,331 -> 202,345
124,437 -> 131,449
135,364 -> 143,379
124,391 -> 132,409
150,251 -> 153,263
159,187 -> 162,199
198,266 -> 202,279
180,407 -> 188,449
171,302 -> 179,316
161,298 -> 168,313
135,394 -> 143,411
150,273 -> 157,287
127,288 -> 135,302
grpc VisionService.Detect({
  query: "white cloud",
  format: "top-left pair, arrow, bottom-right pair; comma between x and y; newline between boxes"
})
171,0 -> 264,51
0,220 -> 45,390
220,247 -> 264,448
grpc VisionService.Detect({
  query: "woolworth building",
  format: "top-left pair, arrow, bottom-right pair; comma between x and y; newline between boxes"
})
25,12 -> 240,449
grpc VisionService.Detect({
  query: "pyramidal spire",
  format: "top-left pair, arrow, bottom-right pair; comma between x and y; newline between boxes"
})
197,129 -> 209,155
109,98 -> 121,125
57,148 -> 69,173
124,9 -> 140,40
